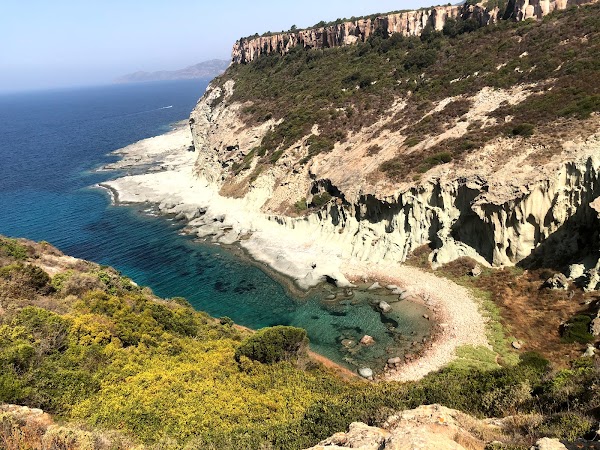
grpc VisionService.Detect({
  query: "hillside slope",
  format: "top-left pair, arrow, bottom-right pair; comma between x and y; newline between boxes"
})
1,237 -> 599,449
189,1 -> 600,276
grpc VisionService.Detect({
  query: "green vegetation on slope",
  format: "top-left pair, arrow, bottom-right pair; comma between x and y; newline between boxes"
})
219,3 -> 600,180
0,236 -> 599,449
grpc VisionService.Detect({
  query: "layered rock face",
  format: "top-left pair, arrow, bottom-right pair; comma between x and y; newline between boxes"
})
189,80 -> 600,272
231,0 -> 596,64
510,0 -> 599,20
232,5 -> 487,64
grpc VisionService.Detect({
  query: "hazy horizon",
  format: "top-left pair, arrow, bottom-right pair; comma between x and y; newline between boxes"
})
1,0 -> 435,93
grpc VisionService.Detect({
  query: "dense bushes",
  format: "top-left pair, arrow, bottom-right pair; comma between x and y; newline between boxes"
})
0,239 -> 599,449
561,315 -> 594,343
235,326 -> 308,364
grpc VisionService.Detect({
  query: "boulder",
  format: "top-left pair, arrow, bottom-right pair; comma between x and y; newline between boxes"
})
387,357 -> 402,366
358,368 -> 374,379
568,263 -> 586,281
583,268 -> 600,292
590,315 -> 600,336
531,437 -> 568,450
469,264 -> 482,277
512,341 -> 523,350
379,301 -> 392,313
368,282 -> 381,290
360,335 -> 375,346
306,421 -> 388,449
543,273 -> 569,290
582,344 -> 596,358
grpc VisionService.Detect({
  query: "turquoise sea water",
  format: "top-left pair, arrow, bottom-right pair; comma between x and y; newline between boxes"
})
0,81 -> 430,371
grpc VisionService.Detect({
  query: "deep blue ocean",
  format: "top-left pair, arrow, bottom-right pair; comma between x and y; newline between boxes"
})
0,80 -> 429,371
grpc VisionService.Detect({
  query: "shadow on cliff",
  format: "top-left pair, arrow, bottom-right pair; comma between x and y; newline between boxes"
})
518,202 -> 600,271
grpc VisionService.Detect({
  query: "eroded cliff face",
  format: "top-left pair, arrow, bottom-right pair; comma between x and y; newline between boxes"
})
189,79 -> 600,273
231,0 -> 597,64
232,5 -> 489,64
510,0 -> 598,20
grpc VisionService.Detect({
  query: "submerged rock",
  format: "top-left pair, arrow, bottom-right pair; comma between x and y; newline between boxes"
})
341,339 -> 356,349
360,335 -> 375,346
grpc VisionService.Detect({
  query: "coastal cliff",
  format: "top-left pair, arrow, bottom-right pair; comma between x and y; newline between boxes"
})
231,0 -> 597,64
186,1 -> 600,283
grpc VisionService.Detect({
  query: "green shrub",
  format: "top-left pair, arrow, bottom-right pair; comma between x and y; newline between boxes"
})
405,137 -> 421,147
511,123 -> 535,137
418,152 -> 453,173
311,192 -> 332,208
307,135 -> 335,156
234,326 -> 308,364
0,264 -> 52,294
537,412 -> 594,441
561,315 -> 594,343
0,238 -> 29,260
270,149 -> 284,163
295,198 -> 308,212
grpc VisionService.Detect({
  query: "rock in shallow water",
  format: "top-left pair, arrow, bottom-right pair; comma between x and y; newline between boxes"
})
360,335 -> 375,346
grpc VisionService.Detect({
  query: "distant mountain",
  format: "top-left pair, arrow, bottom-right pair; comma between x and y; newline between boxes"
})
115,59 -> 229,84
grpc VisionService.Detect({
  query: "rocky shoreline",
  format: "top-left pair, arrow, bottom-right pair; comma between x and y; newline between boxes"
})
96,124 -> 489,381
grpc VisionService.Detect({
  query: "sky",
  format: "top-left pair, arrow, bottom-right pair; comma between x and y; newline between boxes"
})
0,0 -> 436,93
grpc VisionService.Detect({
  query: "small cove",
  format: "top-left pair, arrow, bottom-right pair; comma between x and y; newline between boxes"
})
0,81 -> 431,373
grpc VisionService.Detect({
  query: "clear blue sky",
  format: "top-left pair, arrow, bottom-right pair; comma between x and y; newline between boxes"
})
0,0 -> 435,92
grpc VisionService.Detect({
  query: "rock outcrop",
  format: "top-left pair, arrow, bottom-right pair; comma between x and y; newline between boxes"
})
189,76 -> 600,275
232,4 -> 491,64
510,0 -> 598,20
231,0 -> 597,64
305,404 -> 569,450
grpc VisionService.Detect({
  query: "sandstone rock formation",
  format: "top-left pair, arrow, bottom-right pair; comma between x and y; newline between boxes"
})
231,0 -> 597,64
